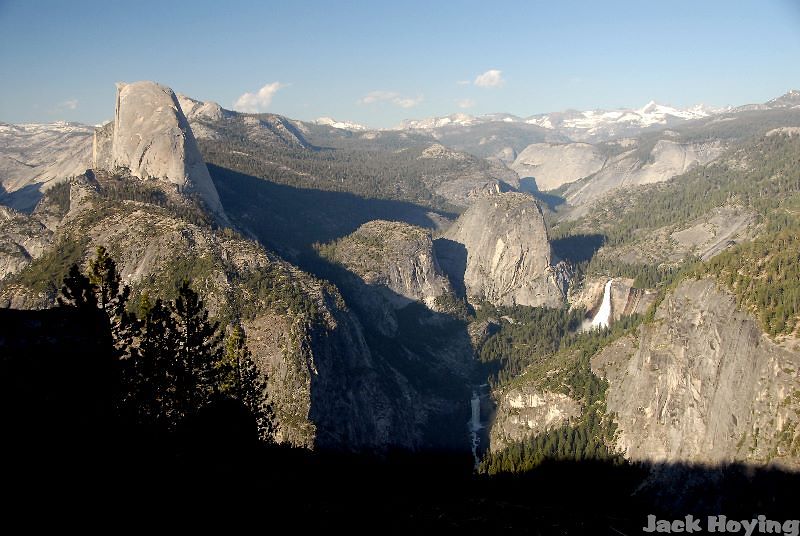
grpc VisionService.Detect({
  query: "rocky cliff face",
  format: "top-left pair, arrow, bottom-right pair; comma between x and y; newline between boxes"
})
323,220 -> 453,311
0,122 -> 93,211
490,385 -> 581,452
564,139 -> 725,211
0,206 -> 53,279
93,81 -> 226,221
570,277 -> 658,325
511,142 -> 606,191
442,191 -> 566,307
592,279 -> 800,468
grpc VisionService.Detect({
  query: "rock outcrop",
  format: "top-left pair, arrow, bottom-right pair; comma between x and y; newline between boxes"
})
92,81 -> 226,220
511,142 -> 606,191
588,206 -> 757,267
592,279 -> 800,468
0,171 -> 463,450
441,192 -> 566,307
564,139 -> 725,211
490,385 -> 581,451
570,277 -> 658,326
323,220 -> 453,311
0,205 -> 52,279
0,122 -> 93,211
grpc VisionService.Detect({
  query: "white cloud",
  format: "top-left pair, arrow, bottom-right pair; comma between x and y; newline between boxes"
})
58,99 -> 79,110
359,90 -> 423,108
359,90 -> 396,105
456,80 -> 471,86
233,82 -> 287,113
456,98 -> 476,109
474,69 -> 505,88
394,95 -> 423,108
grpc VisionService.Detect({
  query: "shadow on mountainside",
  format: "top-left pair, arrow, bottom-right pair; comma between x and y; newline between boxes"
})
296,248 -> 483,452
210,164 -> 484,452
432,238 -> 468,298
2,307 -> 800,531
0,182 -> 45,213
208,163 -> 457,262
518,177 -> 569,212
551,233 -> 606,264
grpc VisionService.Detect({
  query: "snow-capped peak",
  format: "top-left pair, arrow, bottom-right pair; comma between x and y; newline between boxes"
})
639,100 -> 659,115
314,117 -> 368,131
523,100 -> 714,137
396,113 -> 477,130
765,89 -> 800,108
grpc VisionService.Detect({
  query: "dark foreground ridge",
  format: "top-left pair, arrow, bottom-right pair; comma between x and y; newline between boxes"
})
2,307 -> 798,533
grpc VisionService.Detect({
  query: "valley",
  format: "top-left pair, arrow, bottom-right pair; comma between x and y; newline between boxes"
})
2,79 -> 800,529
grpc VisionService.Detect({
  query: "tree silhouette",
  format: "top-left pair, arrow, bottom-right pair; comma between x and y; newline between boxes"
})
222,323 -> 274,441
123,297 -> 180,428
171,280 -> 223,416
58,264 -> 97,311
58,253 -> 265,436
87,246 -> 137,361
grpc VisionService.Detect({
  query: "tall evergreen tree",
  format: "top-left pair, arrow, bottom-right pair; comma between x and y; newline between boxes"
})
123,297 -> 181,428
58,263 -> 97,311
222,324 -> 274,441
171,280 -> 222,415
86,246 -> 137,360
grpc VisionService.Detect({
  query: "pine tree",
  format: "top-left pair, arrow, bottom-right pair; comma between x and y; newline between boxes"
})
88,246 -> 127,314
66,246 -> 138,361
222,324 -> 274,441
171,280 -> 222,416
126,297 -> 181,427
58,263 -> 97,311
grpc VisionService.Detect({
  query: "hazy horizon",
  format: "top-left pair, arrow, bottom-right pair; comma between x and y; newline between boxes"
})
1,0 -> 799,128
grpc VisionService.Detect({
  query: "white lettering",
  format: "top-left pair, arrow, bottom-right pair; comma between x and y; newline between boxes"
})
685,515 -> 701,533
741,519 -> 757,536
784,520 -> 800,536
708,516 -> 726,533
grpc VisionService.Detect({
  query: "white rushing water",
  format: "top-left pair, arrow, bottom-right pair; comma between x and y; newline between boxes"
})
591,279 -> 613,329
468,390 -> 483,468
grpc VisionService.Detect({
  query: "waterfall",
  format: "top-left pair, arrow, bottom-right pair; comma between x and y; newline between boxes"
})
591,279 -> 613,329
470,392 -> 481,432
468,390 -> 482,469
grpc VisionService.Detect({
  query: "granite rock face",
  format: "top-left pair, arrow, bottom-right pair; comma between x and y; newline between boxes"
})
0,172 -> 450,451
570,277 -> 658,326
0,122 -> 93,211
592,279 -> 800,468
564,139 -> 725,212
93,81 -> 226,220
490,385 -> 581,452
511,142 -> 606,191
0,205 -> 52,279
442,191 -> 565,307
325,220 -> 453,311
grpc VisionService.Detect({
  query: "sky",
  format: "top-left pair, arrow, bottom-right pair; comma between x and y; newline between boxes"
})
1,0 -> 799,128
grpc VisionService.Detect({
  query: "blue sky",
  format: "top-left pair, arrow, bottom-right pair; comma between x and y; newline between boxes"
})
1,0 -> 799,128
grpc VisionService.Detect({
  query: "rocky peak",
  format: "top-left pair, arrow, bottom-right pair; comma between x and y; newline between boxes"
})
321,220 -> 454,312
441,192 -> 566,307
418,143 -> 469,161
92,81 -> 226,222
767,89 -> 800,108
176,93 -> 228,122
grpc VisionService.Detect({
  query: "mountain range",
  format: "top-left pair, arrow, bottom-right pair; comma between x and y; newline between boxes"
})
2,81 -> 800,528
395,99 -> 722,140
